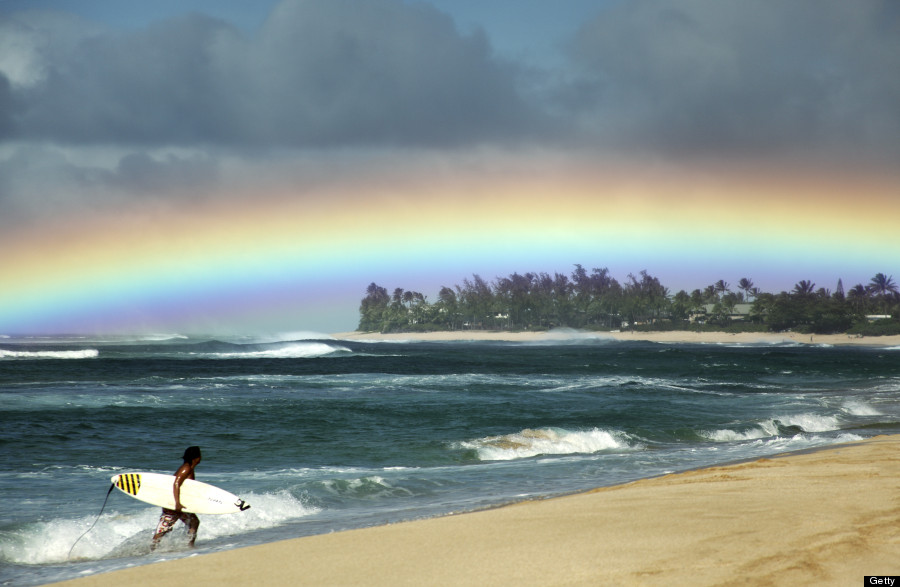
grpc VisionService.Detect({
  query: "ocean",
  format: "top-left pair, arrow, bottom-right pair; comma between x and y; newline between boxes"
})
2,333 -> 899,586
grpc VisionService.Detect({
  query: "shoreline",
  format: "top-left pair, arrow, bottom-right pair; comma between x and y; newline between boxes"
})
53,434 -> 900,586
332,328 -> 900,347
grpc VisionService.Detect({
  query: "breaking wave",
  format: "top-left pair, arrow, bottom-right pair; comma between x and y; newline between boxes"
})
701,413 -> 842,442
2,490 -> 316,566
841,400 -> 881,416
459,427 -> 640,461
0,349 -> 99,360
199,342 -> 351,359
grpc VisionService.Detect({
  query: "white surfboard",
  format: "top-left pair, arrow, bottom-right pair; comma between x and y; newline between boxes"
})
111,472 -> 250,515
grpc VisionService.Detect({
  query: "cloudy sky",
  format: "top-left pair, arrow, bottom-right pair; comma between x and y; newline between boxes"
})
1,0 -> 898,335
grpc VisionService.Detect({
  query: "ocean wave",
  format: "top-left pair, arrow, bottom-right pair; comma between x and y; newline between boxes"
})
776,413 -> 841,432
136,334 -> 189,342
236,332 -> 336,344
199,342 -> 351,359
459,427 -> 640,461
516,328 -> 617,344
756,431 -> 863,453
318,476 -> 415,500
0,349 -> 99,360
841,400 -> 882,416
702,412 -> 843,442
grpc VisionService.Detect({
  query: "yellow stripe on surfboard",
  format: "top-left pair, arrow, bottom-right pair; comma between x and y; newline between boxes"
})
116,473 -> 141,496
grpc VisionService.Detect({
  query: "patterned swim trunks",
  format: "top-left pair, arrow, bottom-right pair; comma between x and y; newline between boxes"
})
155,508 -> 199,535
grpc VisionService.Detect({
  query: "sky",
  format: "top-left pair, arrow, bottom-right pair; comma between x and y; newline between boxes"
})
1,0 -> 898,335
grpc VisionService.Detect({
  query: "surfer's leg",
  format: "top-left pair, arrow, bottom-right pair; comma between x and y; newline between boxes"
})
151,509 -> 178,549
186,513 -> 199,547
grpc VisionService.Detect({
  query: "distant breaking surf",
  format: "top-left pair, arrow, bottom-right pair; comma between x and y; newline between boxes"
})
0,349 -> 99,359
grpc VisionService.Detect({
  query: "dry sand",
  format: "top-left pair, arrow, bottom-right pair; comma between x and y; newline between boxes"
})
333,329 -> 900,347
54,435 -> 900,586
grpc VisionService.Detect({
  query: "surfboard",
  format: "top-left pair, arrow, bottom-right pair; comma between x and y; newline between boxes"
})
111,472 -> 250,515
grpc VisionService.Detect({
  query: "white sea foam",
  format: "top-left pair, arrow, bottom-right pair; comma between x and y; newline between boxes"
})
461,427 -> 638,461
3,490 -> 317,565
741,431 -> 864,455
776,413 -> 841,432
841,400 -> 881,416
0,349 -> 99,359
702,421 -> 780,442
702,413 -> 843,442
205,342 -> 350,359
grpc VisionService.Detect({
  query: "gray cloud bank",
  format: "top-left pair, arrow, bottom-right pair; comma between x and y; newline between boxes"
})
0,0 -> 898,225
2,0 -> 898,155
564,0 -> 900,160
1,0 -> 534,148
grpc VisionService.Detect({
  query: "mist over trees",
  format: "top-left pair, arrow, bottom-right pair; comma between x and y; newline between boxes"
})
358,267 -> 900,336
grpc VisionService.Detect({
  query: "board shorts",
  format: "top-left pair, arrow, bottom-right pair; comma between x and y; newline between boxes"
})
155,508 -> 199,535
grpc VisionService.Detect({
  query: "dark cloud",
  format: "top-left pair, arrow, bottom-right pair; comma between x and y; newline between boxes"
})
15,13 -> 239,144
1,0 -> 897,186
4,0 -> 537,148
564,0 -> 900,161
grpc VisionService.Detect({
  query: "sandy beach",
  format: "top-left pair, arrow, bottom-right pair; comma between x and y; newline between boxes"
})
334,328 -> 900,348
53,435 -> 900,586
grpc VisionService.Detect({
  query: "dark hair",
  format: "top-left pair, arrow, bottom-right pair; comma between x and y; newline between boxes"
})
182,446 -> 201,463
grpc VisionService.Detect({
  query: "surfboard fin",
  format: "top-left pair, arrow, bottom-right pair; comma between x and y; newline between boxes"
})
235,499 -> 251,511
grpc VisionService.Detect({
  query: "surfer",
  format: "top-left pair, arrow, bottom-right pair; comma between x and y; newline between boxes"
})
152,446 -> 202,549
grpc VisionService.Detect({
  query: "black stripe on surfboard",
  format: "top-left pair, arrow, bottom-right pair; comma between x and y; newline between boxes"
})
116,473 -> 141,496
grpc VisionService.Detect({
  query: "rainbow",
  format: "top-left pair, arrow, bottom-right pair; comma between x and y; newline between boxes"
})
3,158 -> 898,335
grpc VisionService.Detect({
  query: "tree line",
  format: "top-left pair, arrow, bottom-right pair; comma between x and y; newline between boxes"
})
358,266 -> 900,336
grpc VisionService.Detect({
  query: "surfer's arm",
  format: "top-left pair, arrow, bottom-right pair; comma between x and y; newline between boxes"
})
171,464 -> 192,512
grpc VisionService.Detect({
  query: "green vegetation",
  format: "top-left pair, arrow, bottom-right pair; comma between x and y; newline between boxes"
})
358,268 -> 900,336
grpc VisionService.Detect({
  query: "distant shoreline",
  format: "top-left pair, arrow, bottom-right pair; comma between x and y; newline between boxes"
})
332,329 -> 900,347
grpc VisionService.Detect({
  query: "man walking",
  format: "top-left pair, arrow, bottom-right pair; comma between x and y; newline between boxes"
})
152,446 -> 201,549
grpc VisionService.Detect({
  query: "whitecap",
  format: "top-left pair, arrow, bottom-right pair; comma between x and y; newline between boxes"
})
702,412 -> 842,443
775,413 -> 841,432
204,342 -> 350,359
702,420 -> 780,442
0,349 -> 99,359
840,400 -> 881,416
460,427 -> 639,461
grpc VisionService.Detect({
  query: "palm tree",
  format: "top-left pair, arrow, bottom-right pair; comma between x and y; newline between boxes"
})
848,284 -> 868,314
793,280 -> 816,297
868,273 -> 899,297
714,280 -> 730,297
738,278 -> 755,302
868,273 -> 899,314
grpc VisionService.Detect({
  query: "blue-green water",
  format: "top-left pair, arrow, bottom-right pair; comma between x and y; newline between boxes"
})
2,333 -> 899,585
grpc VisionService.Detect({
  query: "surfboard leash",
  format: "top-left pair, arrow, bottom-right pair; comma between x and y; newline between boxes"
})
68,482 -> 115,560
